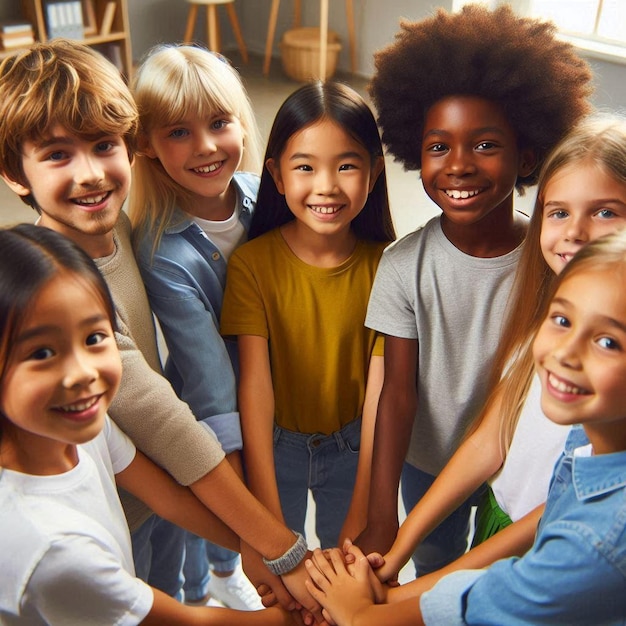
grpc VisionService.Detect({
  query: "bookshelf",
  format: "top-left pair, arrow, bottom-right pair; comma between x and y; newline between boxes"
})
0,0 -> 132,79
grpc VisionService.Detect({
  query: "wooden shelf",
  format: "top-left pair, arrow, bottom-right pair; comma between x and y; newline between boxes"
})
8,0 -> 133,79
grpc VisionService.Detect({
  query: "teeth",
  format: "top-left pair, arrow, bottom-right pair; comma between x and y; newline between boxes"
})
310,205 -> 341,214
194,162 -> 222,174
75,193 -> 107,205
548,373 -> 587,395
445,189 -> 480,199
58,397 -> 98,413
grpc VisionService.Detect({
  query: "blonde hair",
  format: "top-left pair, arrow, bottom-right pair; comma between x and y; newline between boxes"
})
473,114 -> 626,453
0,39 -> 137,211
129,44 -> 261,249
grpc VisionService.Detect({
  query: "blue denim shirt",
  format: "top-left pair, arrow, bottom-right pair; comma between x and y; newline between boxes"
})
421,425 -> 626,625
134,172 -> 259,454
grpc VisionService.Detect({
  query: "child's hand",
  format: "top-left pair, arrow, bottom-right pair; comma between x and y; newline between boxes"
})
343,540 -> 389,603
304,548 -> 375,626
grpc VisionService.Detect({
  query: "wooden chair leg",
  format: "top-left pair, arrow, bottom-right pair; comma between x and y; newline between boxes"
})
184,4 -> 198,43
207,4 -> 219,52
319,0 -> 329,80
263,0 -> 280,75
346,0 -> 356,72
226,4 -> 249,63
293,0 -> 301,28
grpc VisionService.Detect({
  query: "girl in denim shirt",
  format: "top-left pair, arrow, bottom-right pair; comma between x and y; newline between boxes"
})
304,228 -> 626,625
130,44 -> 262,610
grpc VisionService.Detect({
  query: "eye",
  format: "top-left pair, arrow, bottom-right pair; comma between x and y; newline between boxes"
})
426,143 -> 448,153
597,336 -> 621,351
546,209 -> 569,220
551,314 -> 570,328
28,347 -> 55,361
475,141 -> 497,151
339,163 -> 357,171
47,150 -> 67,162
95,141 -> 114,154
295,164 -> 313,172
86,332 -> 108,346
211,119 -> 229,131
596,208 -> 617,219
168,128 -> 189,139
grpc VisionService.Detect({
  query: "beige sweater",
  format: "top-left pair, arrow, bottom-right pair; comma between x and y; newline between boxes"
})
96,212 -> 225,531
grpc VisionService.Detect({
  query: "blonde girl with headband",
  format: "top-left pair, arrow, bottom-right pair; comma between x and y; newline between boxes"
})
130,44 -> 262,609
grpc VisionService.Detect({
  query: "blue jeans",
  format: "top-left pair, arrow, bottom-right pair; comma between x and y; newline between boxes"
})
131,514 -> 185,601
401,463 -> 476,577
274,418 -> 361,549
183,532 -> 240,602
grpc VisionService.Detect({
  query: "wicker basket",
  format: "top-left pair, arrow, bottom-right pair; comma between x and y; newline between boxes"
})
280,27 -> 342,82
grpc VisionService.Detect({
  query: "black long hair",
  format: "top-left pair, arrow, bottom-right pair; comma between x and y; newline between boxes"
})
249,81 -> 395,242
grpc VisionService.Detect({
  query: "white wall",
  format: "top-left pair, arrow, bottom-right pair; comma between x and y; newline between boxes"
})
3,1 -> 621,112
124,0 -> 624,113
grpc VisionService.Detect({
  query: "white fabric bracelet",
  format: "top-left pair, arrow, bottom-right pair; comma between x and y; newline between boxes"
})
262,531 -> 308,576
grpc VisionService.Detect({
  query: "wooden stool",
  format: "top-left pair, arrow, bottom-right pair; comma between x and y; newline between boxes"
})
263,0 -> 356,79
184,0 -> 248,63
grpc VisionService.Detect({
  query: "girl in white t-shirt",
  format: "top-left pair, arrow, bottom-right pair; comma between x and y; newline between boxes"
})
0,225 -> 292,626
375,114 -> 626,582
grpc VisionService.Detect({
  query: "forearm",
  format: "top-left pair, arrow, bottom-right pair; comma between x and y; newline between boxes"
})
387,416 -> 504,573
143,587 -> 294,625
385,504 -> 543,604
238,334 -> 285,521
341,355 -> 384,541
366,385 -> 415,532
116,452 -> 239,551
350,600 -> 424,626
190,459 -> 296,560
370,336 -> 418,520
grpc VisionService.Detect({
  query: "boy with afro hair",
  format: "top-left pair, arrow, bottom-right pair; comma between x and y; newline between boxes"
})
355,4 -> 593,575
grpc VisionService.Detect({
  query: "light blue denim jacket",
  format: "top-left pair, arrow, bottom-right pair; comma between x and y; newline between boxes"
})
421,425 -> 626,625
134,172 -> 259,454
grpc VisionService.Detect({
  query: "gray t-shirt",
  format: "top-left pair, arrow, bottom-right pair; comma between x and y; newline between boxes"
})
366,216 -> 523,475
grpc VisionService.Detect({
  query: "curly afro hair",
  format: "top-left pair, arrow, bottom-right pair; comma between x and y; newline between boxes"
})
369,4 -> 593,189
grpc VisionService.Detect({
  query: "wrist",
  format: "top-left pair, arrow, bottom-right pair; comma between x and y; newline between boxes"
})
262,531 -> 308,576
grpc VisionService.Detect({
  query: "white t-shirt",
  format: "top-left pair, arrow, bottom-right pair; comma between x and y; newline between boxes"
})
0,417 -> 153,625
491,374 -> 570,521
194,203 -> 246,262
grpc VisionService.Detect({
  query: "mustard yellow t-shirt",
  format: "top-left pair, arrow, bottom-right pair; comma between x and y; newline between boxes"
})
221,228 -> 386,435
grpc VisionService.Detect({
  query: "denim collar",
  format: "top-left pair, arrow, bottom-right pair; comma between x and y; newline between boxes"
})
162,176 -> 255,236
570,435 -> 626,501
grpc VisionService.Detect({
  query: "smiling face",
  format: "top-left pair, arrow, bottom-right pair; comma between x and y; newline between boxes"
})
266,118 -> 383,241
421,95 -> 533,232
145,111 -> 244,220
0,273 -> 121,473
540,161 -> 626,274
3,125 -> 131,259
533,268 -> 626,454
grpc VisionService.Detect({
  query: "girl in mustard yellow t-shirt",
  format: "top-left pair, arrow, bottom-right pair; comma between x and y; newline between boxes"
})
221,81 -> 395,548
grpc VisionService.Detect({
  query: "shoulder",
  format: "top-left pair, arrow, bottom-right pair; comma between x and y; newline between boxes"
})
233,171 -> 261,198
231,229 -> 278,263
383,217 -> 437,260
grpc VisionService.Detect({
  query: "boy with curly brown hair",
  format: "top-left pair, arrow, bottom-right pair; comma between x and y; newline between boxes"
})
355,4 -> 593,575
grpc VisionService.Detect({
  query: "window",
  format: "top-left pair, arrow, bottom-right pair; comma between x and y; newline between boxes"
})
453,0 -> 626,64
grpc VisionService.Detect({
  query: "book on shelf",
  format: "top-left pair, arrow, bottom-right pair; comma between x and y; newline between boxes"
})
45,0 -> 84,40
0,20 -> 34,35
0,31 -> 35,51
